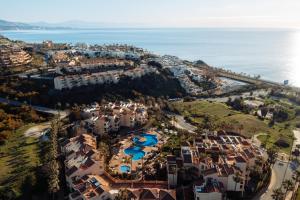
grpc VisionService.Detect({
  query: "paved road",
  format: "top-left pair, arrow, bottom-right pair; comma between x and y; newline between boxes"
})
0,97 -> 69,118
252,130 -> 300,200
256,160 -> 293,200
165,111 -> 197,133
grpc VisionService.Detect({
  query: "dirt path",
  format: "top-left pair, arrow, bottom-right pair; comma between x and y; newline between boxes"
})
24,122 -> 51,137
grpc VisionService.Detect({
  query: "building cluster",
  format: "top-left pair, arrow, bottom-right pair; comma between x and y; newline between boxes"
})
76,101 -> 148,136
154,55 -> 209,95
62,128 -> 176,200
61,134 -> 108,199
56,58 -> 135,75
167,132 -> 266,200
0,44 -> 32,67
54,64 -> 157,90
50,47 -> 158,90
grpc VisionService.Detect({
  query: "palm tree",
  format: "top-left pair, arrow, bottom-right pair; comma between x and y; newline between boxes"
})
233,171 -> 242,191
267,145 -> 279,168
115,189 -> 130,200
130,155 -> 133,188
98,141 -> 109,166
271,188 -> 284,200
282,179 -> 294,198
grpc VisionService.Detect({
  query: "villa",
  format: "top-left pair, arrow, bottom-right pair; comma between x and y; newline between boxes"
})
167,132 -> 266,199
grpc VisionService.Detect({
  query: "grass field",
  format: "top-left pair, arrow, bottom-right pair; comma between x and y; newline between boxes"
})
0,123 -> 40,196
172,100 -> 296,153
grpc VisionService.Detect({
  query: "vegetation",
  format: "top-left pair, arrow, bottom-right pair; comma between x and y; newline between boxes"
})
0,124 -> 42,199
171,99 -> 298,153
46,119 -> 60,199
0,103 -> 48,144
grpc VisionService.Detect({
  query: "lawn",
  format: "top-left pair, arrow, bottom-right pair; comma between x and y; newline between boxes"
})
0,123 -> 40,196
172,100 -> 296,153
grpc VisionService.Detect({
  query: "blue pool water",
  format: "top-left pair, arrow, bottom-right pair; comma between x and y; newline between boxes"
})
133,133 -> 158,147
120,165 -> 131,173
124,146 -> 145,161
124,133 -> 157,160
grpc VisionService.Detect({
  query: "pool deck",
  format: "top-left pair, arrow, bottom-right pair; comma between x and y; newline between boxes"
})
109,130 -> 166,175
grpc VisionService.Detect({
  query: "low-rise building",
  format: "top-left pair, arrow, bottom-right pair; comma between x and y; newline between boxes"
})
82,101 -> 148,135
168,132 -> 266,196
61,134 -> 105,186
194,179 -> 223,200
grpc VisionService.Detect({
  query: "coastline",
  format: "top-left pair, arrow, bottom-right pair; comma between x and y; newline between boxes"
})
1,28 -> 300,87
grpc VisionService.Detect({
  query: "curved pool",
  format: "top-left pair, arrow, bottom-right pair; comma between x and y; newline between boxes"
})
124,146 -> 145,161
133,133 -> 158,147
120,165 -> 131,173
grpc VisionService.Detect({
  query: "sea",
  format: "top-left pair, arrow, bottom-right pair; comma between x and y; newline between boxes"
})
1,28 -> 300,87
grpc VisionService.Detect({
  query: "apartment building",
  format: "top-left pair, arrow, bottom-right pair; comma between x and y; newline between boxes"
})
167,132 -> 265,198
193,179 -> 223,200
54,65 -> 157,90
61,134 -> 105,186
0,44 -> 32,67
68,175 -> 113,200
82,102 -> 148,135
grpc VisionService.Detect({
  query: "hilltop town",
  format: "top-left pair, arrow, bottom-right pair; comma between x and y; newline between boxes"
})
0,35 -> 300,200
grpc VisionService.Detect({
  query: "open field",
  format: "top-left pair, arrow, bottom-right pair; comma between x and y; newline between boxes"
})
172,100 -> 297,153
0,123 -> 40,196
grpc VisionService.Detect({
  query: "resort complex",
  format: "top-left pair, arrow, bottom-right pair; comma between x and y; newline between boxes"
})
54,97 -> 273,200
60,101 -> 177,200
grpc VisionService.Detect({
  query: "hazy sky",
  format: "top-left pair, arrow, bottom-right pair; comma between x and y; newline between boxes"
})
1,0 -> 300,28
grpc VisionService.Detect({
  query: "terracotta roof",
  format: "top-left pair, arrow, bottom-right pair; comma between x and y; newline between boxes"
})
159,190 -> 176,200
167,155 -> 177,163
235,156 -> 247,163
203,168 -> 218,176
66,166 -> 78,177
183,154 -> 192,164
140,189 -> 158,199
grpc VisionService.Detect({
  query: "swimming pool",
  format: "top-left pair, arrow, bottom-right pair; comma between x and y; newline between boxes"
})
120,165 -> 131,173
124,146 -> 145,161
133,133 -> 158,147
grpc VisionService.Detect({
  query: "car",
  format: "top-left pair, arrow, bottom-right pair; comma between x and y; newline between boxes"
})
278,162 -> 284,166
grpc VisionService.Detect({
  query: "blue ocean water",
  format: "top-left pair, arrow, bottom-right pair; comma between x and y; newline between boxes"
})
1,28 -> 300,86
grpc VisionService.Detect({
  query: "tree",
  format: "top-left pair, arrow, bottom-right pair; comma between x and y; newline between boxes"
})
267,146 -> 279,167
271,188 -> 284,200
98,141 -> 109,166
282,179 -> 294,198
47,118 -> 60,199
115,188 -> 130,200
233,171 -> 242,191
293,170 -> 300,183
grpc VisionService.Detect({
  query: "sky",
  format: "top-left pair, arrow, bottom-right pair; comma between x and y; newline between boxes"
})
1,0 -> 300,28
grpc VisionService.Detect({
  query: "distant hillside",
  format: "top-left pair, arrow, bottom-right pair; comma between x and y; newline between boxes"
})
0,19 -> 40,30
0,19 -> 71,30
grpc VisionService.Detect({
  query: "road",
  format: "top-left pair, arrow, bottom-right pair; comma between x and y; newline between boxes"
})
0,97 -> 69,138
165,111 -> 197,133
255,160 -> 293,200
0,97 -> 69,118
252,130 -> 300,200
